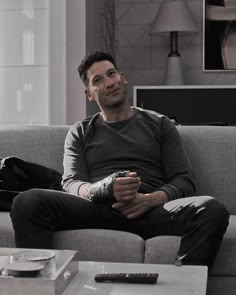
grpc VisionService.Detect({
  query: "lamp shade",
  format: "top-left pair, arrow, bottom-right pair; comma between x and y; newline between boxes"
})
150,0 -> 197,34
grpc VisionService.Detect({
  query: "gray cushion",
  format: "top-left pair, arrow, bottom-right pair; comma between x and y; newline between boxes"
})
0,126 -> 69,174
0,212 -> 145,263
53,229 -> 145,263
178,126 -> 236,214
144,236 -> 181,264
207,276 -> 236,295
210,215 -> 236,275
0,212 -> 15,247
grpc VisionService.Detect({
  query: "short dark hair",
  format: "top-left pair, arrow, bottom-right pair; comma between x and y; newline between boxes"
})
78,51 -> 117,85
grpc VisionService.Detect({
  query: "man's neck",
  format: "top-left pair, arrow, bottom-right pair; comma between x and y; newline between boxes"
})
101,105 -> 134,123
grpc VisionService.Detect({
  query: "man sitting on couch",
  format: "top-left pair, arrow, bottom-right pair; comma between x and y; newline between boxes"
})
10,50 -> 229,268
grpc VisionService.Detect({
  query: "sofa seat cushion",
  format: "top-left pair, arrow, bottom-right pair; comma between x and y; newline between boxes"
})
144,236 -> 181,264
53,229 -> 145,263
210,215 -> 236,275
0,212 -> 15,247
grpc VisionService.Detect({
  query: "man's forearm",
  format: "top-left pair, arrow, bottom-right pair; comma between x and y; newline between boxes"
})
78,182 -> 91,198
147,190 -> 169,208
62,178 -> 87,196
159,178 -> 196,201
81,171 -> 131,203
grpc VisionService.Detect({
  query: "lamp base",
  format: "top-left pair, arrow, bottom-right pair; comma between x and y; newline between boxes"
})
164,55 -> 184,85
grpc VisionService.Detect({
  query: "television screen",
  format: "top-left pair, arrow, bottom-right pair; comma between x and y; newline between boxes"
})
133,86 -> 236,125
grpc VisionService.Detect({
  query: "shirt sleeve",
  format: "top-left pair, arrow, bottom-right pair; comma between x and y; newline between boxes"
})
158,116 -> 196,200
62,122 -> 89,195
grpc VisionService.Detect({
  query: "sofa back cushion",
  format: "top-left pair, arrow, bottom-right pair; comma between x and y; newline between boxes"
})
0,126 -> 69,174
178,126 -> 236,214
0,125 -> 235,213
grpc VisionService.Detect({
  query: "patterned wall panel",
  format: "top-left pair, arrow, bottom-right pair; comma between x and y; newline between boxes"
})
114,0 -> 236,102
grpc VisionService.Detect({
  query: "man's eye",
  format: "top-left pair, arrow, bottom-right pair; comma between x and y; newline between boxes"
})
93,77 -> 101,84
109,71 -> 117,76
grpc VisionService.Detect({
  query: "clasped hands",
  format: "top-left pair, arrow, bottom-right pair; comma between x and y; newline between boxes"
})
87,170 -> 168,219
112,171 -> 151,219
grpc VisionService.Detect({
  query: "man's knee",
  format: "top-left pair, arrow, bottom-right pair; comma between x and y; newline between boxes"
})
192,196 -> 229,237
166,195 -> 229,230
11,189 -> 46,220
203,196 -> 229,226
12,188 -> 43,207
188,195 -> 229,219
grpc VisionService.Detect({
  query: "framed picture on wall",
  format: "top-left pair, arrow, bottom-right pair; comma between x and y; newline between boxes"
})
203,0 -> 236,71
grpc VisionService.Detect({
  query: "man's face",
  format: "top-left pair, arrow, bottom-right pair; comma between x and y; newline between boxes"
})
85,60 -> 128,109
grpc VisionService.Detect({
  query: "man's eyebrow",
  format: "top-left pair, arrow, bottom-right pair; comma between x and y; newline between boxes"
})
91,67 -> 117,83
92,74 -> 101,82
107,67 -> 117,73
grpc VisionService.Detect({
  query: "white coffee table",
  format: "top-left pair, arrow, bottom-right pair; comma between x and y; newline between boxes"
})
63,261 -> 208,295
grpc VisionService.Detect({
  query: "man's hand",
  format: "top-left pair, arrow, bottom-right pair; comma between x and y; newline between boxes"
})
82,171 -> 140,203
112,190 -> 168,219
113,171 -> 141,204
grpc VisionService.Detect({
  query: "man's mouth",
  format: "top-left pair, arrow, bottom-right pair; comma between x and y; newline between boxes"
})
107,88 -> 120,96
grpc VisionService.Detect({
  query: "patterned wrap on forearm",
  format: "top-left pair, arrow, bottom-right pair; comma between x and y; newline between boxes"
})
87,171 -> 129,203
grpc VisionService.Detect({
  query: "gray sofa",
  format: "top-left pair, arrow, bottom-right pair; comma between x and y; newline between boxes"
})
0,125 -> 235,295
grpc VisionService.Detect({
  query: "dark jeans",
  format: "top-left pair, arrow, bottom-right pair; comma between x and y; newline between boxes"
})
10,189 -> 229,268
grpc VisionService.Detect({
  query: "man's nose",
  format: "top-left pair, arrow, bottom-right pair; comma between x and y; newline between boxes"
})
104,76 -> 114,88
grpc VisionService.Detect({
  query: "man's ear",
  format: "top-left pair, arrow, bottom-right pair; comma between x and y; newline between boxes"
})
85,88 -> 94,102
120,72 -> 128,85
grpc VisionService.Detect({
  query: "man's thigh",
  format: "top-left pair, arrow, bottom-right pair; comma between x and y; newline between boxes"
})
132,196 -> 214,239
11,188 -> 127,231
30,189 -> 128,231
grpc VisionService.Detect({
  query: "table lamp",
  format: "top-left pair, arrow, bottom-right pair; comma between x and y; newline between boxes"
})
150,0 -> 197,85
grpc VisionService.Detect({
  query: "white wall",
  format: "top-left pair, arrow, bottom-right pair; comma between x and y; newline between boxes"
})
0,0 -> 87,125
66,0 -> 86,125
49,0 -> 66,125
0,0 -> 49,125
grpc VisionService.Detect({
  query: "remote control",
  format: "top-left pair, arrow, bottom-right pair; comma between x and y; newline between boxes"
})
94,272 -> 159,284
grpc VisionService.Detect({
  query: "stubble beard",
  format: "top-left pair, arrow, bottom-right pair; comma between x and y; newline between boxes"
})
100,89 -> 127,109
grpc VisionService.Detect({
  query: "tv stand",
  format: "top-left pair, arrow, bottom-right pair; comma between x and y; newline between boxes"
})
133,85 -> 236,126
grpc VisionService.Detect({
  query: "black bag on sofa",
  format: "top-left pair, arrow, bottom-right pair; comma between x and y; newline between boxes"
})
0,156 -> 62,211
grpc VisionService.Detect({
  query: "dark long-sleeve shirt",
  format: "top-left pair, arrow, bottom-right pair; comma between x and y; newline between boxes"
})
62,107 -> 196,201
